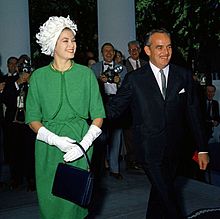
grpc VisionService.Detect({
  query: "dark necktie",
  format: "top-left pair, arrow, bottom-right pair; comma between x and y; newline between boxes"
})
136,60 -> 140,69
160,69 -> 166,99
104,62 -> 112,67
207,100 -> 212,119
104,63 -> 112,72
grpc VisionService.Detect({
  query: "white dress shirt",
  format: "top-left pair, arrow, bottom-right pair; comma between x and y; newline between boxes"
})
128,57 -> 141,70
149,61 -> 169,95
103,61 -> 114,72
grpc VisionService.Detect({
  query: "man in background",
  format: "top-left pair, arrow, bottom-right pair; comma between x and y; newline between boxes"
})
205,84 -> 220,142
124,40 -> 147,171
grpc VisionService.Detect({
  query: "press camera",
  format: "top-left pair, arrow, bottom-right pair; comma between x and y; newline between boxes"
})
103,65 -> 123,83
17,59 -> 33,74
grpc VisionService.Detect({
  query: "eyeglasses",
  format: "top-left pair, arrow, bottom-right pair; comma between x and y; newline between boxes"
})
128,48 -> 139,52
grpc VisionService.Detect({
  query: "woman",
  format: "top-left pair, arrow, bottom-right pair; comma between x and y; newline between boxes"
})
25,16 -> 105,219
114,50 -> 125,65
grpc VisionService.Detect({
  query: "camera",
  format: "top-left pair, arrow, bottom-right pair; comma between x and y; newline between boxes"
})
17,59 -> 33,74
103,65 -> 123,83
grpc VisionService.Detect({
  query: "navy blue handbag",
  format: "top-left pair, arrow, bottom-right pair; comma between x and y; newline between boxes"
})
52,142 -> 94,208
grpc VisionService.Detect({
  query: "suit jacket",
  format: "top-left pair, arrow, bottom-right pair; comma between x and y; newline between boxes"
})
3,80 -> 28,122
206,99 -> 220,122
107,63 -> 207,163
125,58 -> 147,73
203,98 -> 220,139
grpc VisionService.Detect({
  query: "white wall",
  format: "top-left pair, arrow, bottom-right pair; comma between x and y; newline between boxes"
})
0,0 -> 30,74
97,0 -> 136,60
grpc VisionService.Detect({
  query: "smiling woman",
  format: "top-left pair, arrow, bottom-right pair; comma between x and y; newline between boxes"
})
25,16 -> 105,219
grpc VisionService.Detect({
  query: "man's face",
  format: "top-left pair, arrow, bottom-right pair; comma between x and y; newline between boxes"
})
20,72 -> 31,83
128,44 -> 141,60
102,45 -> 115,63
8,58 -> 17,73
144,33 -> 172,69
207,86 -> 216,100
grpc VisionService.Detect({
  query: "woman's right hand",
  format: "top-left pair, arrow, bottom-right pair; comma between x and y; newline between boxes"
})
36,126 -> 76,152
50,136 -> 76,152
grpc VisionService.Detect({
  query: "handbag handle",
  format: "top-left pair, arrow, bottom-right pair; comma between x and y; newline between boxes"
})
73,142 -> 92,170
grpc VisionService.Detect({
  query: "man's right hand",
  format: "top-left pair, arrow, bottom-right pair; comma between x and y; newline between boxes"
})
0,82 -> 5,92
99,74 -> 108,83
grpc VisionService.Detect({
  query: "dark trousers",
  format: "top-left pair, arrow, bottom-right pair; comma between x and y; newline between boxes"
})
5,122 -> 35,184
142,158 -> 184,219
123,126 -> 136,162
91,123 -> 108,184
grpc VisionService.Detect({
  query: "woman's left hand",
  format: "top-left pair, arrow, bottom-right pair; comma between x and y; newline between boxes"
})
63,145 -> 83,162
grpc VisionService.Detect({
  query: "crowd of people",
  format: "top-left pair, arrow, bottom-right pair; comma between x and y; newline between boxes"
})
0,55 -> 36,191
0,15 -> 215,219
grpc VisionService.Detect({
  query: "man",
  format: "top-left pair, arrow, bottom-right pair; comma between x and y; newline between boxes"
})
205,84 -> 220,142
124,40 -> 147,171
1,57 -> 19,165
2,57 -> 19,83
91,43 -> 127,180
125,40 -> 147,72
3,56 -> 35,190
107,29 -> 209,218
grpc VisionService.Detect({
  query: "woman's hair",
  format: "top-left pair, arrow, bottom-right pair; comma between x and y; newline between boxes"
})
36,16 -> 77,56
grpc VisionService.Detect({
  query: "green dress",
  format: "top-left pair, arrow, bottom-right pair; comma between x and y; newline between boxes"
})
26,63 -> 105,219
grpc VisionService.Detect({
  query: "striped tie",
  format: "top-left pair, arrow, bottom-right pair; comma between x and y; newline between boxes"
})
160,69 -> 166,99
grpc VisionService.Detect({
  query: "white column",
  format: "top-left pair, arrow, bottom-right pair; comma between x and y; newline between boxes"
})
97,0 -> 136,60
0,0 -> 30,74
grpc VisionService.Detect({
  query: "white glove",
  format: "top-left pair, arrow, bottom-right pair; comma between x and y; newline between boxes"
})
63,124 -> 102,162
37,126 -> 76,153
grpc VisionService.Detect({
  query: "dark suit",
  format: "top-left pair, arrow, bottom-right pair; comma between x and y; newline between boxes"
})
125,58 -> 147,73
205,99 -> 220,140
124,58 -> 147,165
107,63 -> 206,218
2,80 -> 35,186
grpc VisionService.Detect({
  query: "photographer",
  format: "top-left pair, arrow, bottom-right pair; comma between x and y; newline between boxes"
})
2,55 -> 36,190
91,43 -> 127,180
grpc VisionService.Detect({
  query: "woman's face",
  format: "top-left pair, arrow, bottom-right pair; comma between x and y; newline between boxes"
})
54,28 -> 76,60
115,52 -> 123,64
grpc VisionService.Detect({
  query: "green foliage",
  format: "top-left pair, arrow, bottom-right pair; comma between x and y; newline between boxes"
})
29,0 -> 97,67
29,0 -> 219,69
135,0 -> 220,64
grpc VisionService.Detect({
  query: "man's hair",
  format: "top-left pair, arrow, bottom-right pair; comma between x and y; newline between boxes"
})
145,28 -> 171,46
101,42 -> 115,53
207,84 -> 216,91
128,40 -> 140,48
7,56 -> 18,65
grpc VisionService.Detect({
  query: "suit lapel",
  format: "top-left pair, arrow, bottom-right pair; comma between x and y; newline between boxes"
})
145,64 -> 164,100
166,65 -> 182,100
166,67 -> 175,99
